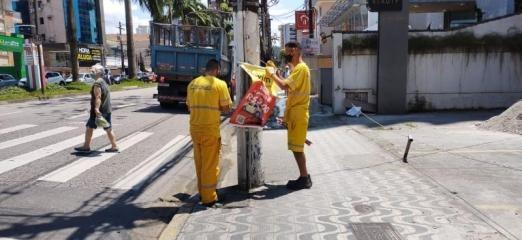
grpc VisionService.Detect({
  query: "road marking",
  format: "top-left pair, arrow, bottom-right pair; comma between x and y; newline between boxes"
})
0,131 -> 105,175
0,111 -> 21,117
112,135 -> 191,190
0,124 -> 37,135
38,131 -> 153,183
66,104 -> 136,120
0,126 -> 77,150
67,111 -> 89,120
114,103 -> 137,109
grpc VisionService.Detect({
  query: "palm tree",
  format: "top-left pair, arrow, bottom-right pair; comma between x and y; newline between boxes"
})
124,0 -> 137,78
132,0 -> 223,26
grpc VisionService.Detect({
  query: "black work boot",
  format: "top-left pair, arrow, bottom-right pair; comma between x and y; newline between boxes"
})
286,174 -> 312,190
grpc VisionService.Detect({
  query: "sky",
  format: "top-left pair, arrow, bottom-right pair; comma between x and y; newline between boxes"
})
103,0 -> 304,45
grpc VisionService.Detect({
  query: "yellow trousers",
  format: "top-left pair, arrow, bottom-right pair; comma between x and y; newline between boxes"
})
191,131 -> 221,204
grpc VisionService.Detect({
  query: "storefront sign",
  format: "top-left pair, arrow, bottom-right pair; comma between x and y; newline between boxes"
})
77,47 -> 102,66
368,0 -> 402,12
0,35 -> 24,52
295,10 -> 315,30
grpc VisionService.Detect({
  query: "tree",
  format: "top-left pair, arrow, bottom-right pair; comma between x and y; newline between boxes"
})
65,0 -> 79,82
139,52 -> 146,72
124,0 -> 137,79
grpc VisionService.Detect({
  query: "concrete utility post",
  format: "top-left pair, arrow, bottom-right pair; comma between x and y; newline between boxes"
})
375,0 -> 409,114
233,0 -> 264,191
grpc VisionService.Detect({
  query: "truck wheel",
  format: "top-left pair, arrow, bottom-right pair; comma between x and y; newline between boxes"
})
160,102 -> 171,109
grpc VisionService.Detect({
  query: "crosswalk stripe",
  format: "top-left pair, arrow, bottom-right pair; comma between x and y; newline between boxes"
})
0,127 -> 77,150
67,111 -> 88,120
0,124 -> 37,135
38,132 -> 153,183
112,135 -> 191,190
0,111 -> 21,117
0,131 -> 106,175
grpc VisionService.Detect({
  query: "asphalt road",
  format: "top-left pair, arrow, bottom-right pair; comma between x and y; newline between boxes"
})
0,87 -> 198,239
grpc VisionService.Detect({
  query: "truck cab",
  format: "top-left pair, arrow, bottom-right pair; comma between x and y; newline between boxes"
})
150,22 -> 231,108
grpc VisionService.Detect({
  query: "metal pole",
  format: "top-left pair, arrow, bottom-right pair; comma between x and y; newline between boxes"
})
308,0 -> 313,38
118,21 -> 125,74
403,135 -> 413,163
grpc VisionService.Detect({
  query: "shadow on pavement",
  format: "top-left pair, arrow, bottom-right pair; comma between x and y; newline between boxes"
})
0,140 -> 194,239
307,110 -> 503,131
134,104 -> 189,115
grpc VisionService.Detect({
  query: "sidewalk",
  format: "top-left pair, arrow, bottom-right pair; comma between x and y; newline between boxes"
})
172,111 -> 520,240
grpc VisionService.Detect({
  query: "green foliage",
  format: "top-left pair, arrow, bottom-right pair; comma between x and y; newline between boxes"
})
342,32 -> 522,53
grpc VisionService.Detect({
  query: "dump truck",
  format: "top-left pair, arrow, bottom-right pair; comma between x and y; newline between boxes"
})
150,22 -> 231,108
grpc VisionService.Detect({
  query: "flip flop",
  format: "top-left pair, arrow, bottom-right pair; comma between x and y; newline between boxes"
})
74,147 -> 91,153
105,148 -> 120,153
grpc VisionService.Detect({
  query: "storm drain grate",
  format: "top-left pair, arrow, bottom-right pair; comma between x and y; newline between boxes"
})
350,223 -> 403,240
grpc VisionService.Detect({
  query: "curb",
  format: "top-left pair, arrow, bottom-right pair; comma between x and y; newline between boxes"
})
159,203 -> 195,240
0,85 -> 156,105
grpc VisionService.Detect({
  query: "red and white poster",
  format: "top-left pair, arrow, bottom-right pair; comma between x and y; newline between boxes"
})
295,10 -> 315,30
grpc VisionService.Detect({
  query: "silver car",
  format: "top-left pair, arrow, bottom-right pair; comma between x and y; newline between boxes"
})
65,73 -> 95,84
45,72 -> 66,85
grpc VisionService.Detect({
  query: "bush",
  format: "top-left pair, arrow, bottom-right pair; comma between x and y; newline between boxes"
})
45,83 -> 67,91
0,86 -> 28,95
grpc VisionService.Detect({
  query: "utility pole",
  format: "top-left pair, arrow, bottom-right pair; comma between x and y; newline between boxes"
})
233,0 -> 263,191
124,0 -> 136,79
308,0 -> 313,38
66,0 -> 79,82
260,0 -> 273,62
31,0 -> 45,94
117,21 -> 125,74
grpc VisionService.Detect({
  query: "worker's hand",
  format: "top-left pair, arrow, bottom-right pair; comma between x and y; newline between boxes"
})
265,67 -> 276,78
94,109 -> 102,117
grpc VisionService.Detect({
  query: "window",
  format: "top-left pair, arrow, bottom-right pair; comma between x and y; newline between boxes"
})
38,1 -> 42,8
40,17 -> 44,25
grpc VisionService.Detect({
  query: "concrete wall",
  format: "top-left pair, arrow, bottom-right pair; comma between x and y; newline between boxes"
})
331,14 -> 522,113
407,51 -> 522,110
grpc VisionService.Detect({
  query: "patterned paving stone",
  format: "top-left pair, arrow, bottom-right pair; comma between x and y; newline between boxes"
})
177,123 -> 508,240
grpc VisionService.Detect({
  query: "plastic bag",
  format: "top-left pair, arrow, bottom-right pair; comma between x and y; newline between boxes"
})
346,106 -> 362,117
230,81 -> 276,128
95,116 -> 111,128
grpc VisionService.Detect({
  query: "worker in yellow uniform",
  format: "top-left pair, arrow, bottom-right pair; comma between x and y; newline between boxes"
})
187,59 -> 232,207
267,42 -> 312,190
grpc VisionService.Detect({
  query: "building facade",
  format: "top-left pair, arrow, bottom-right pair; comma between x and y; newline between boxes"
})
278,23 -> 296,48
13,0 -> 105,73
136,25 -> 150,35
0,0 -> 24,78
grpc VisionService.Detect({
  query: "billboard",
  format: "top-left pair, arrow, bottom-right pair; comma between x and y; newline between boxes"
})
77,47 -> 102,67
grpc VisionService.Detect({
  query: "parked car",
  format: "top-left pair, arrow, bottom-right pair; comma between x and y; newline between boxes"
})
137,72 -> 156,82
0,74 -> 19,88
45,72 -> 66,85
65,73 -> 95,84
18,77 -> 28,88
111,74 -> 127,84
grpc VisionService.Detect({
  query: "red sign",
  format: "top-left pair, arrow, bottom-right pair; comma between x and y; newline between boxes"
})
295,10 -> 315,30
